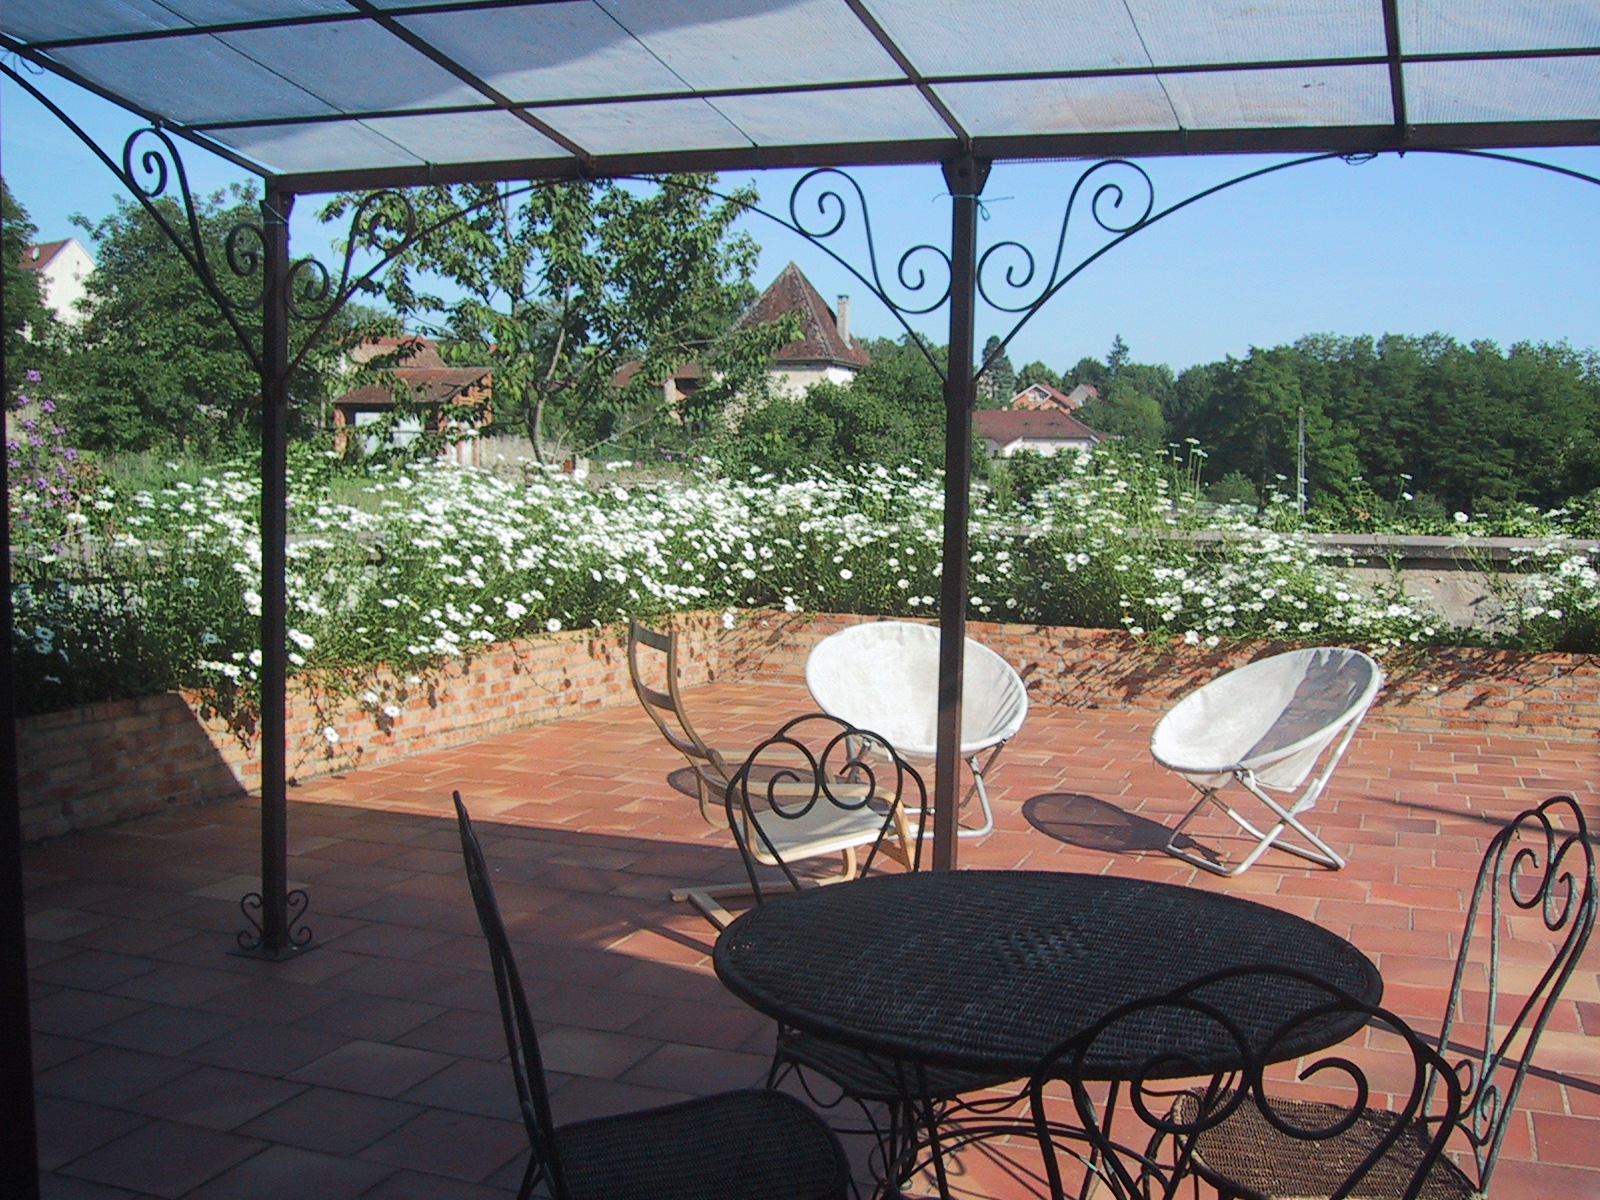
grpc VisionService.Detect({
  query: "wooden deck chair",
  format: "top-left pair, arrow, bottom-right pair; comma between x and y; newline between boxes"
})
627,619 -> 734,824
1152,646 -> 1383,876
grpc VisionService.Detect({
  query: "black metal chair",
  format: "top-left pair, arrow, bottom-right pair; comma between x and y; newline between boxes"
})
675,710 -> 925,928
723,714 -> 1019,1193
1029,794 -> 1597,1200
452,792 -> 851,1200
1027,965 -> 1466,1200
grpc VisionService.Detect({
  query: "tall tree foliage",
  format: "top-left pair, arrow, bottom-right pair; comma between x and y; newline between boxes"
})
1,179 -> 59,392
1014,359 -> 1064,392
1168,334 -> 1600,513
719,335 -> 946,477
328,176 -> 781,463
1010,332 -> 1600,515
62,186 -> 347,454
977,334 -> 1016,406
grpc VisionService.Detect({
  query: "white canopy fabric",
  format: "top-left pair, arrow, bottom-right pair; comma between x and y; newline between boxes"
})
3,2 -> 1596,192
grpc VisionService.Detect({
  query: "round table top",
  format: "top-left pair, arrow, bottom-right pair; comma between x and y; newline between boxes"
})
714,870 -> 1382,1078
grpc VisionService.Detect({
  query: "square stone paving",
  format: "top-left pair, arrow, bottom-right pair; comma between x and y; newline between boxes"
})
25,681 -> 1600,1198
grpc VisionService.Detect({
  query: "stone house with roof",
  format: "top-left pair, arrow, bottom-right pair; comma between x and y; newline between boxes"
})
332,336 -> 492,465
737,261 -> 871,398
974,407 -> 1105,458
1010,380 -> 1098,411
614,262 -> 872,420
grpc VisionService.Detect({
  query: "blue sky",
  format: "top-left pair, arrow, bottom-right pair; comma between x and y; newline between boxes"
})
7,69 -> 1600,376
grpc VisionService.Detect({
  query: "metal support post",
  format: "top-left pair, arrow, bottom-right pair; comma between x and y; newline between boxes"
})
933,155 -> 990,871
236,182 -> 310,958
0,281 -> 41,1195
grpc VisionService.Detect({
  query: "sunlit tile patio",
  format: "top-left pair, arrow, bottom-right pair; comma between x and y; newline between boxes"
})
25,681 -> 1600,1199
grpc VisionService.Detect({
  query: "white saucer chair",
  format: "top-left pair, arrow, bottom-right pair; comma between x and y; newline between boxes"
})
1152,646 -> 1384,876
804,621 -> 1029,839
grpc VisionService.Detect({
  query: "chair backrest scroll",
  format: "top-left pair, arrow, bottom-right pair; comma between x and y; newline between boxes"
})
1435,794 -> 1597,1193
724,712 -> 925,906
1029,965 -> 1463,1200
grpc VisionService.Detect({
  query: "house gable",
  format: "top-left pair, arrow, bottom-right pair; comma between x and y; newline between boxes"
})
19,238 -> 95,325
737,262 -> 872,397
1010,381 -> 1098,412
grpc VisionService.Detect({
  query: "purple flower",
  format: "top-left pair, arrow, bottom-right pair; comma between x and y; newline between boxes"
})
25,370 -> 41,383
40,399 -> 55,414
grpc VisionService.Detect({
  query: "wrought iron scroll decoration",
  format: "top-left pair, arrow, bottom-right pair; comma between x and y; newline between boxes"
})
237,886 -> 311,953
976,159 -> 1156,317
704,150 -> 1600,394
1441,795 -> 1597,1189
633,168 -> 954,382
975,148 -> 1600,387
280,181 -> 543,379
2,66 -> 551,384
1035,966 -> 1463,1200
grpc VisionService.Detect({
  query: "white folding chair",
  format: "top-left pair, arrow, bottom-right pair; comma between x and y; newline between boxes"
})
805,620 -> 1029,838
1152,646 -> 1383,876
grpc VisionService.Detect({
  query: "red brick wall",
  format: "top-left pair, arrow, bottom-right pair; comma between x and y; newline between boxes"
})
17,611 -> 1600,842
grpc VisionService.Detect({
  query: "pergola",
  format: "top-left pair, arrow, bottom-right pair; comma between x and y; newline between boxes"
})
3,3 -> 1598,1192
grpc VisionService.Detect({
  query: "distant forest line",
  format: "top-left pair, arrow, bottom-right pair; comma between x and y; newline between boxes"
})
989,332 -> 1600,520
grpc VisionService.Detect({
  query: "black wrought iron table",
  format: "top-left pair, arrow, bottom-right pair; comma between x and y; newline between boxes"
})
714,867 -> 1380,1098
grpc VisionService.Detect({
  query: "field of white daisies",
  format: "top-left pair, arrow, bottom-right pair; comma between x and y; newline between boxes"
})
12,445 -> 1600,718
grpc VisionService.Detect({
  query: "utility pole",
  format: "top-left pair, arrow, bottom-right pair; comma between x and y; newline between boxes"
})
1296,406 -> 1307,518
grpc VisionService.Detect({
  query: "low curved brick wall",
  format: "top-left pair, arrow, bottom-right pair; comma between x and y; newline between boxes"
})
17,611 -> 1599,842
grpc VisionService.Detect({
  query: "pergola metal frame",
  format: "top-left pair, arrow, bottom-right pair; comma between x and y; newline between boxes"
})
5,2 -> 1600,188
4,4 -> 1599,1196
10,66 -> 1599,936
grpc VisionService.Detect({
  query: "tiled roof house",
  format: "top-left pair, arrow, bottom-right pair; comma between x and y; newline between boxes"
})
974,408 -> 1105,458
333,336 -> 492,465
737,262 -> 871,397
1010,381 -> 1098,411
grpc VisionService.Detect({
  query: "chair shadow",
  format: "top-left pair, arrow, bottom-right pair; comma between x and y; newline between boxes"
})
666,766 -> 703,801
1022,792 -> 1211,861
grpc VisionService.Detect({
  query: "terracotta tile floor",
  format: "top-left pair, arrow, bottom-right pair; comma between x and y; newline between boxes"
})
25,682 -> 1600,1198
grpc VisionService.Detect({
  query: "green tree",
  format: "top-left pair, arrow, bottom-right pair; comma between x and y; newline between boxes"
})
1105,333 -> 1131,378
62,186 -> 348,454
329,176 -> 778,463
1061,355 -> 1108,393
1077,379 -> 1166,450
1,179 -> 59,393
1181,347 -> 1359,505
716,334 -> 946,476
977,334 -> 1016,406
1014,360 -> 1064,392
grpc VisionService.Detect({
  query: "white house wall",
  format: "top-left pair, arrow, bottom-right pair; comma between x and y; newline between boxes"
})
770,363 -> 860,398
992,438 -> 1096,458
34,240 -> 95,326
